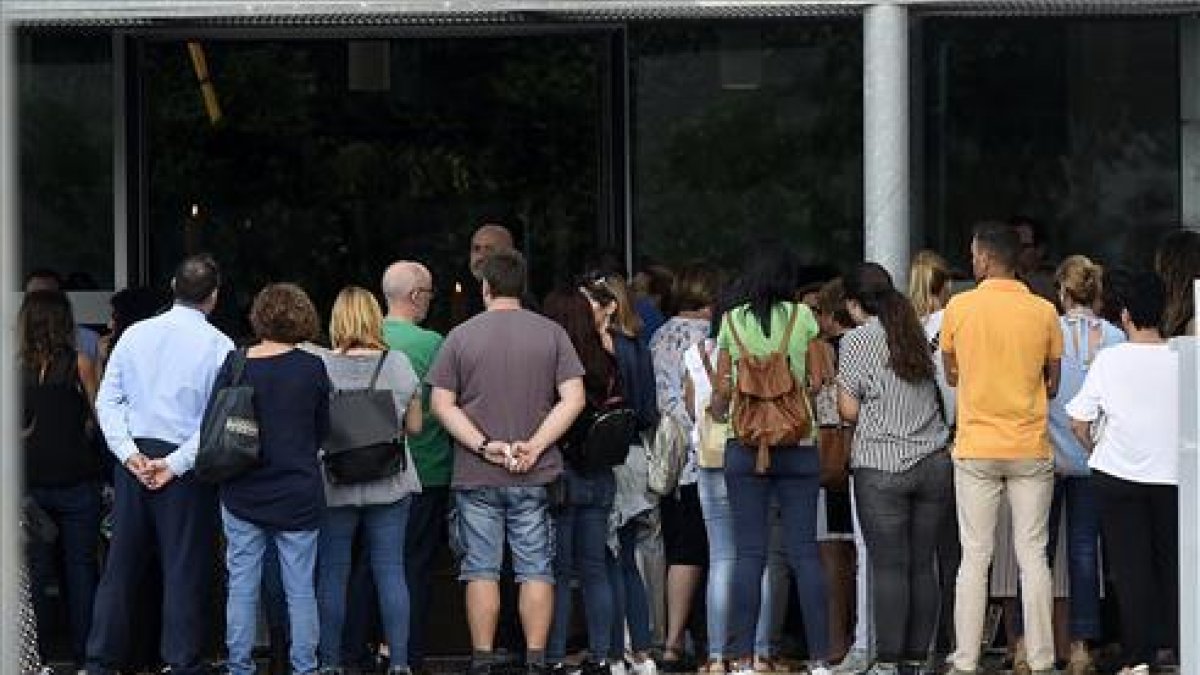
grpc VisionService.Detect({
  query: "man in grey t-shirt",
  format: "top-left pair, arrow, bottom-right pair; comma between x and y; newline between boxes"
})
428,249 -> 585,675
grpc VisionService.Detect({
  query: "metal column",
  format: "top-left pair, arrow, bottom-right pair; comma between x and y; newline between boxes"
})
863,2 -> 910,285
1179,283 -> 1200,674
1184,18 -> 1200,229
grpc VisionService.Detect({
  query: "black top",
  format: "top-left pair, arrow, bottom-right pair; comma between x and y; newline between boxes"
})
22,350 -> 100,487
218,349 -> 330,531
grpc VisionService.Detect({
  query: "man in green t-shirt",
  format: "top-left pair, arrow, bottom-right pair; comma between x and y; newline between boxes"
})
381,260 -> 452,672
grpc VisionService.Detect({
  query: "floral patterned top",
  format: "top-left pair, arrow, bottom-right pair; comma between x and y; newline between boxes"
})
649,316 -> 711,486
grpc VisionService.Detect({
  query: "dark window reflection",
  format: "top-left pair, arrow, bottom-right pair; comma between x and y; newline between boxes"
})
18,32 -> 114,288
144,36 -> 609,337
630,21 -> 863,270
923,19 -> 1180,271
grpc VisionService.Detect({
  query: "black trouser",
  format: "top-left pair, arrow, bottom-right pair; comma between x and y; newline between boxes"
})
853,451 -> 953,663
28,481 -> 102,667
1094,470 -> 1179,668
406,486 -> 450,669
86,439 -> 217,675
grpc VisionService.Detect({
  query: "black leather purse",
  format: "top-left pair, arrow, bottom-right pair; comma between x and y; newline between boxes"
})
196,349 -> 261,484
322,352 -> 407,485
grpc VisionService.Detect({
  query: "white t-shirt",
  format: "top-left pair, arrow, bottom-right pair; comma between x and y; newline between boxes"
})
922,310 -> 957,427
1065,342 -> 1179,485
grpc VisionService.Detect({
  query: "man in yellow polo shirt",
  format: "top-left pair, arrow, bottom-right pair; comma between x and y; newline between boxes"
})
941,222 -> 1063,675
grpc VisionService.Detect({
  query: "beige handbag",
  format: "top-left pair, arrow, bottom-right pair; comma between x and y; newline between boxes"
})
696,343 -> 729,469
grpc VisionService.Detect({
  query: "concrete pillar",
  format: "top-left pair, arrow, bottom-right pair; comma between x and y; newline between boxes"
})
864,2 -> 911,286
0,18 -> 21,668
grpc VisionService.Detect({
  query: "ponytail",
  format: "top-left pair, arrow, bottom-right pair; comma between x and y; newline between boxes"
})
876,289 -> 935,382
844,262 -> 935,383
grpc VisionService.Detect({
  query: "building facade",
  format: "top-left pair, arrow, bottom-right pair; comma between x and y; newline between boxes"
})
5,0 -> 1200,662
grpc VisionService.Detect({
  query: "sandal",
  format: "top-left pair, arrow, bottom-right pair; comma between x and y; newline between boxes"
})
753,657 -> 783,673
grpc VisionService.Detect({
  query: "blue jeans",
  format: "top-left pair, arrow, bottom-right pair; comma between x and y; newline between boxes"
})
698,469 -> 784,660
318,498 -> 412,668
1012,474 -> 1103,643
28,481 -> 101,667
611,522 -> 654,655
549,469 -> 616,662
725,442 -> 829,661
222,507 -> 319,675
452,486 -> 554,583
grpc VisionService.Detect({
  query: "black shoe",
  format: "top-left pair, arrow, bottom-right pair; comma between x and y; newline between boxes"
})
526,665 -> 553,675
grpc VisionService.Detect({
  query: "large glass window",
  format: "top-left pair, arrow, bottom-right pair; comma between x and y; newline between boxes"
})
17,32 -> 114,288
922,19 -> 1180,271
630,21 -> 863,270
143,35 -> 612,335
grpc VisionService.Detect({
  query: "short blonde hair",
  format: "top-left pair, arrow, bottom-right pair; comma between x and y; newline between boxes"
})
329,285 -> 386,350
908,250 -> 953,318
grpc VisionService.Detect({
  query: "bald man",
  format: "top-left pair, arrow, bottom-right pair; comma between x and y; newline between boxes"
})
466,224 -> 539,320
380,261 -> 453,672
470,224 -> 515,281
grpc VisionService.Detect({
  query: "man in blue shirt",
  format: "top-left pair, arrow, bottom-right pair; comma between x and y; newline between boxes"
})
88,254 -> 234,675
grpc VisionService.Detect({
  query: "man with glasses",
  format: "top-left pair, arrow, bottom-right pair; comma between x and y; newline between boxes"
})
381,261 -> 451,675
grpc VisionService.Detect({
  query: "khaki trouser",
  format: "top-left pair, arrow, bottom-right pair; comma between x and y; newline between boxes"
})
951,458 -> 1055,672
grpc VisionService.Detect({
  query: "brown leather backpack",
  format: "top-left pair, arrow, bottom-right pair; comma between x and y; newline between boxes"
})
727,305 -> 813,473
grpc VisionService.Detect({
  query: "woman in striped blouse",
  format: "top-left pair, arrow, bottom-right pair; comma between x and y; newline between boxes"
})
836,263 -> 952,675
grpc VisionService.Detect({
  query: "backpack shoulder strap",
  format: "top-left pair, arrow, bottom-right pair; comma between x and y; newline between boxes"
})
777,304 -> 801,355
229,348 -> 249,386
726,309 -> 751,357
368,350 -> 389,390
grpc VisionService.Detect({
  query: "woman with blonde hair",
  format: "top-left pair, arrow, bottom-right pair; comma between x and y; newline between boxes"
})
311,285 -> 424,674
1044,255 -> 1124,673
906,250 -> 958,670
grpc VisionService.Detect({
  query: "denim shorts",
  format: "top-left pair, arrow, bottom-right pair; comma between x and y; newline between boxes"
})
451,486 -> 555,584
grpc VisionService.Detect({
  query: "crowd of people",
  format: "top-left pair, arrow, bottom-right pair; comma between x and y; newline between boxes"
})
17,219 -> 1200,675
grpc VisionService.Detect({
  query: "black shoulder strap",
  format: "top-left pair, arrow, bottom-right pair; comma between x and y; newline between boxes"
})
229,348 -> 249,386
368,350 -> 389,390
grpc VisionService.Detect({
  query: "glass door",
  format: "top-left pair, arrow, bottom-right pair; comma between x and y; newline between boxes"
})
138,30 -> 619,338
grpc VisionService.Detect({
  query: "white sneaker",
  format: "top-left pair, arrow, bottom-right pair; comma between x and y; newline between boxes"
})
609,662 -> 628,675
628,658 -> 657,675
809,664 -> 834,675
832,650 -> 872,674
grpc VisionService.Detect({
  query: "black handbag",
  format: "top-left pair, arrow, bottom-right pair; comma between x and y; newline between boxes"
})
322,352 -> 407,485
195,349 -> 261,484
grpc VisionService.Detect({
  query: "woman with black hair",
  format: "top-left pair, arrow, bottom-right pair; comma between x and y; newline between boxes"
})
836,263 -> 951,675
579,272 -> 660,675
543,288 -> 622,675
709,242 -> 830,675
